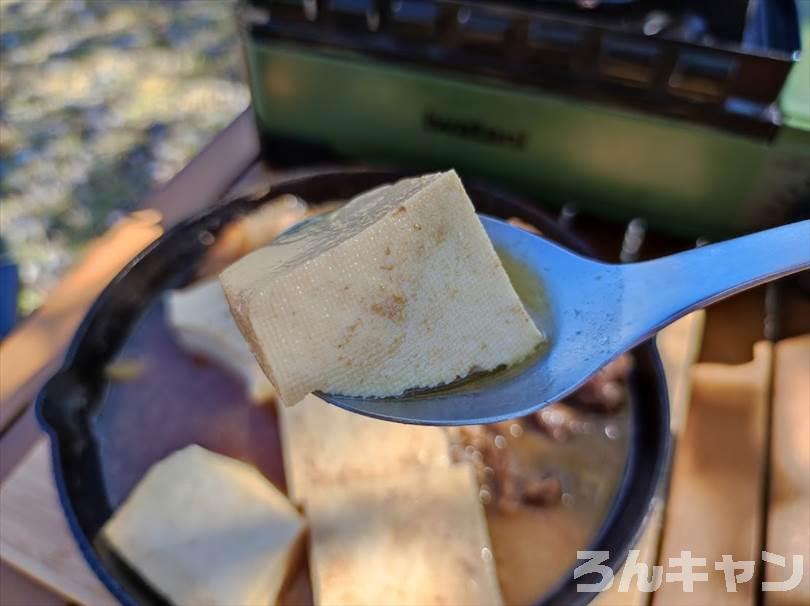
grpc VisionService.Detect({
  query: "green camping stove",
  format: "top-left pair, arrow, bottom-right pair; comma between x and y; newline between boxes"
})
240,0 -> 810,237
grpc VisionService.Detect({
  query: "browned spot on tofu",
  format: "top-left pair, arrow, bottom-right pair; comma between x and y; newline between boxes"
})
380,263 -> 395,271
337,319 -> 363,349
371,293 -> 407,322
387,334 -> 405,355
394,205 -> 407,216
384,246 -> 391,255
435,225 -> 447,244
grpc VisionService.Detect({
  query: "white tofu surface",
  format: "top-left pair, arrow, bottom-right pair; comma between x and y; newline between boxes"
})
306,463 -> 504,606
221,170 -> 544,406
166,278 -> 275,403
103,445 -> 304,606
278,394 -> 450,504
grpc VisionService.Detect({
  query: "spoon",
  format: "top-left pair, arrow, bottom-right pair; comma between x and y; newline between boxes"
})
318,217 -> 809,426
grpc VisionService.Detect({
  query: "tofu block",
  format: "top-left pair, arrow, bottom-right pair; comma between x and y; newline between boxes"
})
279,394 -> 450,503
240,194 -> 309,252
166,278 -> 276,403
221,170 -> 544,406
306,464 -> 504,606
104,445 -> 304,606
198,194 -> 308,278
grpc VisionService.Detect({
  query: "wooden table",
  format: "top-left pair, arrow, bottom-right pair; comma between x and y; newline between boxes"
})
1,110 -> 808,606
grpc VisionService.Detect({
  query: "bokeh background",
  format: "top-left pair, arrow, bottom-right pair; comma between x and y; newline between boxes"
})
1,0 -> 249,315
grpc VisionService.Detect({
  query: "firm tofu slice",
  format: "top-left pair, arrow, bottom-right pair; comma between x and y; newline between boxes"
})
307,463 -> 504,606
104,445 -> 304,606
220,170 -> 545,406
197,194 -> 309,280
240,194 -> 309,252
166,278 -> 276,403
279,394 -> 450,503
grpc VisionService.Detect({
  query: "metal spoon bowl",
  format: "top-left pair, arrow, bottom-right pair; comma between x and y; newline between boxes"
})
318,216 -> 810,426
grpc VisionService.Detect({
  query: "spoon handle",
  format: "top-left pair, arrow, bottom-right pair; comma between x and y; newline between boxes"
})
623,220 -> 810,337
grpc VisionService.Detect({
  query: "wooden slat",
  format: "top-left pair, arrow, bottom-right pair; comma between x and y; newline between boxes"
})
700,288 -> 767,365
779,285 -> 810,340
653,341 -> 773,606
0,562 -> 66,606
764,335 -> 810,606
0,440 -> 116,606
657,312 -> 706,436
0,406 -> 43,483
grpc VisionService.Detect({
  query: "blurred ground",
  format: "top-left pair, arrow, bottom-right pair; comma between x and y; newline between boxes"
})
0,0 -> 250,315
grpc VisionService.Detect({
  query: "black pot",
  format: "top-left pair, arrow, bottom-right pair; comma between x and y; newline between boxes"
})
37,169 -> 671,606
